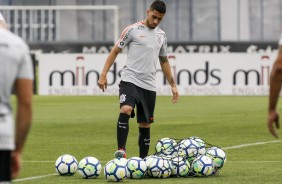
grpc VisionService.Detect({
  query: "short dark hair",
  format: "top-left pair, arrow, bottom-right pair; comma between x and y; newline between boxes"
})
150,0 -> 166,14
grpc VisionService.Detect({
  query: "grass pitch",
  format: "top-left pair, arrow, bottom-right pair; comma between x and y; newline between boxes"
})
13,96 -> 282,183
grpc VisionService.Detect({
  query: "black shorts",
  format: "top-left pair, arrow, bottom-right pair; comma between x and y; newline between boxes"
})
0,150 -> 11,182
119,81 -> 156,123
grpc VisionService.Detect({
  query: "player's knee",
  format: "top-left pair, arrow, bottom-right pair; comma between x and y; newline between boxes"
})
139,122 -> 150,128
120,105 -> 133,115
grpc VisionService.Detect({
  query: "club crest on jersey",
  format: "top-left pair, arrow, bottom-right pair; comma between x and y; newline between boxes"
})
120,94 -> 126,103
137,25 -> 145,30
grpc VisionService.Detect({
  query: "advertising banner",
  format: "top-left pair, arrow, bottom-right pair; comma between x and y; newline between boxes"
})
30,42 -> 278,54
39,53 -> 276,96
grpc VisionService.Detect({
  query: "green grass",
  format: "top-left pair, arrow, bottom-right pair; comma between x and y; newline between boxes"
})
13,96 -> 282,183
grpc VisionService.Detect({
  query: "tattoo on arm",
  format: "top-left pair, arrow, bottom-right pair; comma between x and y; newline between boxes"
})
159,56 -> 168,63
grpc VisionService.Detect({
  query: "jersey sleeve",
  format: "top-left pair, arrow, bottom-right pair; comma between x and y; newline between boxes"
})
159,34 -> 168,56
116,26 -> 134,49
17,43 -> 34,80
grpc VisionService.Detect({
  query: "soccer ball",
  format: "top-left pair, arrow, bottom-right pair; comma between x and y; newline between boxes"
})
78,156 -> 102,178
55,154 -> 78,176
147,156 -> 172,178
189,136 -> 206,155
177,138 -> 200,162
205,146 -> 226,174
144,155 -> 159,177
104,158 -> 127,182
126,157 -> 147,179
171,156 -> 190,177
191,155 -> 214,176
155,137 -> 177,156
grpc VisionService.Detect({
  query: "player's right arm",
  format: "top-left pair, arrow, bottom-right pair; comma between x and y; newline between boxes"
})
12,78 -> 33,179
98,45 -> 122,92
268,45 -> 282,138
11,40 -> 34,179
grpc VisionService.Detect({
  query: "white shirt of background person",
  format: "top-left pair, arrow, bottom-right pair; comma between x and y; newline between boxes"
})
0,12 -> 7,29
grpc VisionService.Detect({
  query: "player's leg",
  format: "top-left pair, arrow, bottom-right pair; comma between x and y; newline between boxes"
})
138,122 -> 151,159
137,89 -> 156,159
115,81 -> 137,158
0,150 -> 12,183
116,105 -> 131,156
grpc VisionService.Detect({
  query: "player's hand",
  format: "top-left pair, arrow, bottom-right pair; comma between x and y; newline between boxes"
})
171,86 -> 179,104
267,110 -> 280,138
11,151 -> 22,179
98,75 -> 107,92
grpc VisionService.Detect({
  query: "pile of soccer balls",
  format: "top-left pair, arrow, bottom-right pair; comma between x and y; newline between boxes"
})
149,136 -> 227,178
55,136 -> 226,181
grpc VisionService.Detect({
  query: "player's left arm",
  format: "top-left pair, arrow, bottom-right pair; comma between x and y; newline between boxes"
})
159,56 -> 179,103
268,45 -> 282,138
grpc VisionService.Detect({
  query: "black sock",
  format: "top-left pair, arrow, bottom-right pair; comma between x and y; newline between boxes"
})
138,127 -> 150,159
117,113 -> 130,150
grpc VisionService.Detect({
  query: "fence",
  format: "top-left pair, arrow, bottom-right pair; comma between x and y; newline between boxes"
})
0,5 -> 119,43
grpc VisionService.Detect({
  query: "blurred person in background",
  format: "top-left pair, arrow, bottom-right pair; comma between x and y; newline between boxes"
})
98,0 -> 179,159
0,12 -> 7,29
267,32 -> 282,138
0,13 -> 33,183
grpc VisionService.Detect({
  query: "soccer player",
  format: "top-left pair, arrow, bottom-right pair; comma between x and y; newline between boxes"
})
267,32 -> 282,138
98,0 -> 179,159
0,18 -> 33,182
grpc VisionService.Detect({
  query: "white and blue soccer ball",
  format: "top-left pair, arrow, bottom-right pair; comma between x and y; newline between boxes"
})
55,154 -> 78,176
171,156 -> 190,177
191,155 -> 214,176
177,138 -> 200,162
147,156 -> 172,178
78,156 -> 102,179
189,136 -> 206,155
126,157 -> 147,179
205,146 -> 226,174
144,155 -> 159,177
104,158 -> 127,182
155,138 -> 177,156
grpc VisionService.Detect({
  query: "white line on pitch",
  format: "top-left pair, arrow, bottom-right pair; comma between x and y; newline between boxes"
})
13,173 -> 57,182
223,140 -> 282,150
14,139 -> 282,182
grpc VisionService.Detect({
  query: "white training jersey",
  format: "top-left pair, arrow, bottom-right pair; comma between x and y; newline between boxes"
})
0,28 -> 33,150
116,21 -> 168,91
